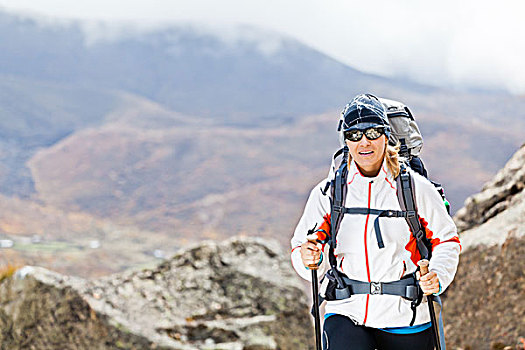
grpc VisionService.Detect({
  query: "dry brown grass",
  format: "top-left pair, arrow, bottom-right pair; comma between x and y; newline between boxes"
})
0,263 -> 20,283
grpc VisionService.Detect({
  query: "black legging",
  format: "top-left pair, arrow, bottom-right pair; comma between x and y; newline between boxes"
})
323,315 -> 434,350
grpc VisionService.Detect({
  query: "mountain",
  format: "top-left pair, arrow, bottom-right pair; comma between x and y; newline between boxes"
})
443,144 -> 525,349
0,10 -> 524,277
0,11 -> 403,127
0,237 -> 314,349
0,10 -> 412,200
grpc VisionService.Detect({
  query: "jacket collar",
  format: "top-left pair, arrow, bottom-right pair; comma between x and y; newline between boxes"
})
347,159 -> 396,187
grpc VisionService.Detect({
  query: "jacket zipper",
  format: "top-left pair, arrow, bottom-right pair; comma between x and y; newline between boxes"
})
363,181 -> 372,325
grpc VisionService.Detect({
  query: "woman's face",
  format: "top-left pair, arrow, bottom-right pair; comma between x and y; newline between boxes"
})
345,132 -> 387,177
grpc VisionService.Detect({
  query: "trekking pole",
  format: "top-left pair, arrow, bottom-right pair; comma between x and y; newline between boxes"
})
418,259 -> 442,350
307,233 -> 322,350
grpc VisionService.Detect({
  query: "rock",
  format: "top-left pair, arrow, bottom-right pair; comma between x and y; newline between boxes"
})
442,144 -> 525,349
442,236 -> 525,350
0,237 -> 314,349
454,143 -> 525,238
0,266 -> 161,350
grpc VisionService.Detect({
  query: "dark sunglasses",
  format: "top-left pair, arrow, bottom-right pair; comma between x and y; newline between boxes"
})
344,127 -> 386,142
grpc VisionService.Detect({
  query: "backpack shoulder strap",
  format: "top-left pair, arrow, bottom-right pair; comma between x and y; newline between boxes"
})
396,164 -> 434,326
395,164 -> 432,260
330,158 -> 348,249
321,147 -> 346,195
326,146 -> 351,293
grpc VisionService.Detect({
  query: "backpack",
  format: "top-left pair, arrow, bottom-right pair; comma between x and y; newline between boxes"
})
380,97 -> 450,213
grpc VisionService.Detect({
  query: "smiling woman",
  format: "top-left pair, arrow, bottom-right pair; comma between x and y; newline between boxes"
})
344,126 -> 388,177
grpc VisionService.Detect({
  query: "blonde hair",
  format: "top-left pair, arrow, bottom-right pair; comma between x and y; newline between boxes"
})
347,141 -> 401,178
385,143 -> 401,178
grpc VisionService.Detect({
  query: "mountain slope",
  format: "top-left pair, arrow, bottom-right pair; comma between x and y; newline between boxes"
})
0,75 -> 120,196
26,108 -> 525,247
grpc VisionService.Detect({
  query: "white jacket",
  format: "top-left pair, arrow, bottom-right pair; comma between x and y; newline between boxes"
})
291,159 -> 460,328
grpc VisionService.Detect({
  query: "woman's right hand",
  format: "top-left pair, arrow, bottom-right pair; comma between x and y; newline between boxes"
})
300,241 -> 322,270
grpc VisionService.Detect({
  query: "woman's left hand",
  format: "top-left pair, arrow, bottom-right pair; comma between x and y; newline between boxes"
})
419,270 -> 440,296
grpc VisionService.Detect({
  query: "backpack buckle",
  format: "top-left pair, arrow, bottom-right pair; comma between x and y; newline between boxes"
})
370,282 -> 382,295
415,229 -> 425,241
333,205 -> 344,213
335,286 -> 351,299
405,285 -> 418,301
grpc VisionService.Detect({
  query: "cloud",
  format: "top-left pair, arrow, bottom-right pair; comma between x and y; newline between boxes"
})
303,0 -> 525,93
1,0 -> 524,93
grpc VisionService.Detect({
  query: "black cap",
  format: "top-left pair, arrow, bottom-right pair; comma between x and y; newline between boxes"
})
340,94 -> 390,131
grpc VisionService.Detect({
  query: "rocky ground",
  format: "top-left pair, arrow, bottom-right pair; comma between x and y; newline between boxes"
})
0,237 -> 314,349
444,144 -> 525,350
442,235 -> 524,350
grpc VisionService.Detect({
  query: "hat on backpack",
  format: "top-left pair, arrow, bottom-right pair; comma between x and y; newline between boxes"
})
338,94 -> 391,146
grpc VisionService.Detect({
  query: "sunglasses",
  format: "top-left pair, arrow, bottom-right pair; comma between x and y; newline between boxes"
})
344,127 -> 386,142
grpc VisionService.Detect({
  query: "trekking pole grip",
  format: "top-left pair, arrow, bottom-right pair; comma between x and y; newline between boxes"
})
417,259 -> 442,350
306,233 -> 318,242
418,259 -> 430,276
306,234 -> 320,269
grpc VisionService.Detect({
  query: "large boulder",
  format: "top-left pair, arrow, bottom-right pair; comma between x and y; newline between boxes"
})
443,236 -> 524,350
443,144 -> 525,350
0,237 -> 314,349
454,144 -> 525,239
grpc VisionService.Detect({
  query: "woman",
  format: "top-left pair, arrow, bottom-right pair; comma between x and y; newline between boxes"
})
290,94 -> 460,350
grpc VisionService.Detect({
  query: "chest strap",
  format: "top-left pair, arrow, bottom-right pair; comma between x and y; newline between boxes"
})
333,206 -> 412,249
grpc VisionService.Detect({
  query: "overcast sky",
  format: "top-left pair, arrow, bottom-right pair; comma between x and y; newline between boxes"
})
1,0 -> 524,94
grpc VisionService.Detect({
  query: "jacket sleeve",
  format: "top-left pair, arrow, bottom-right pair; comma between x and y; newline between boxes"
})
290,179 -> 331,281
414,172 -> 461,294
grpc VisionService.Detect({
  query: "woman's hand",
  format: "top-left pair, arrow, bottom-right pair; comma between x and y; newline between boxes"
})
419,270 -> 440,295
300,241 -> 322,270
